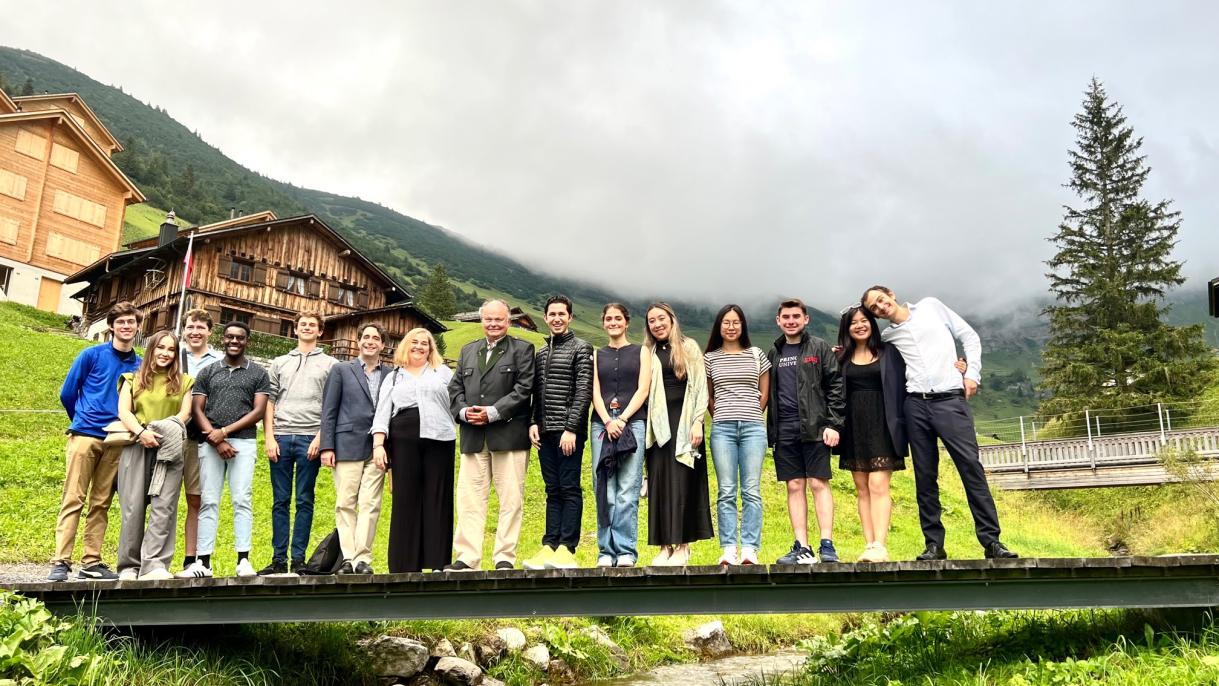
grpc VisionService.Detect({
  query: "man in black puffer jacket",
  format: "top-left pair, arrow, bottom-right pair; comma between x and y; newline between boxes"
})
524,295 -> 594,570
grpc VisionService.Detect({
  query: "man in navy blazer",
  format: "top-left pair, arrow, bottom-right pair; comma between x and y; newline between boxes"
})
319,323 -> 394,574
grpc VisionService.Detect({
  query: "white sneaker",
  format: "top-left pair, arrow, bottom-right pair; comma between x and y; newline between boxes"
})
235,558 -> 257,578
175,561 -> 213,579
616,555 -> 636,568
739,548 -> 759,565
596,555 -> 615,568
118,568 -> 138,581
718,547 -> 738,566
138,568 -> 174,581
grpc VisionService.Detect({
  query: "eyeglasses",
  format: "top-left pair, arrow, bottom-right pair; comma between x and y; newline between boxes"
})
840,303 -> 862,315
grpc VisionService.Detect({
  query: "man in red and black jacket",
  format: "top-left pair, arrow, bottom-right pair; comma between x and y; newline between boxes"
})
766,298 -> 845,566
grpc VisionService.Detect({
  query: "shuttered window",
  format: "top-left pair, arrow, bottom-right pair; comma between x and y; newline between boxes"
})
0,169 -> 27,200
46,231 -> 101,266
14,128 -> 46,160
0,217 -> 18,244
49,143 -> 80,173
52,190 -> 107,227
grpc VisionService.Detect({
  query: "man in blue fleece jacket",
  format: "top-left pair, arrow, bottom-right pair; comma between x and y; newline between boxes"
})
48,301 -> 142,582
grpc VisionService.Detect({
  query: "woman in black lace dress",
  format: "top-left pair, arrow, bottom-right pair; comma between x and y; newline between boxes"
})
834,305 -> 908,563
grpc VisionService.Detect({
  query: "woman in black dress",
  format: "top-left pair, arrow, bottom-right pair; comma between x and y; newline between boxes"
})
835,306 -> 908,563
643,302 -> 713,566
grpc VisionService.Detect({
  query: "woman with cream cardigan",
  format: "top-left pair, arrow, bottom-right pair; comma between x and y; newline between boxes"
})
642,302 -> 712,566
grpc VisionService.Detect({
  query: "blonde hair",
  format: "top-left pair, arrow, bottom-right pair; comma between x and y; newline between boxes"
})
393,328 -> 444,369
643,302 -> 691,379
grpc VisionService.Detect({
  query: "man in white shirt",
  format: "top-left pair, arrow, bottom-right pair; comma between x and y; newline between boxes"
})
862,286 -> 1017,561
176,308 -> 222,579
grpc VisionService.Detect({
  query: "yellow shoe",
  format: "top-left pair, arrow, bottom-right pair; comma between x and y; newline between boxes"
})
546,547 -> 578,570
523,546 -> 556,570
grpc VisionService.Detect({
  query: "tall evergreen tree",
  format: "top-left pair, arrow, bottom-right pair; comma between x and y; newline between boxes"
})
418,263 -> 457,320
1040,78 -> 1216,416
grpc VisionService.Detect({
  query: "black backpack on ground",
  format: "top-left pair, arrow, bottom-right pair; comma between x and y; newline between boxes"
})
295,529 -> 344,575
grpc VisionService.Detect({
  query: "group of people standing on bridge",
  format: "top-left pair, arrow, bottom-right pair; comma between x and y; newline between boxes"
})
47,286 -> 1017,582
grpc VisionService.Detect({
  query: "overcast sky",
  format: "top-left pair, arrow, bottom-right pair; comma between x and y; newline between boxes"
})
7,1 -> 1218,312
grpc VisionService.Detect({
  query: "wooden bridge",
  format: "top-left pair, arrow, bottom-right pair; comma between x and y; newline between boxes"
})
980,427 -> 1219,490
6,556 -> 1219,627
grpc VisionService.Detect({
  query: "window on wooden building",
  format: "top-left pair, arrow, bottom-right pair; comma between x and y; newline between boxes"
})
14,128 -> 46,160
0,169 -> 28,201
280,319 -> 295,337
330,284 -> 357,307
0,265 -> 11,295
0,217 -> 18,245
228,258 -> 254,283
219,255 -> 268,285
46,232 -> 101,266
276,270 -> 310,296
219,307 -> 252,327
49,144 -> 80,173
52,190 -> 107,228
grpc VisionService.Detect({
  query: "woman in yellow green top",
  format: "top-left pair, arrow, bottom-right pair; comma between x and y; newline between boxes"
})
116,330 -> 194,580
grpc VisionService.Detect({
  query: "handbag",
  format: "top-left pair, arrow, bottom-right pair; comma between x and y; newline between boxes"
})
102,420 -> 137,447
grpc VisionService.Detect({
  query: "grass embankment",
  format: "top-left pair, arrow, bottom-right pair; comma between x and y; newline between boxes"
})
0,301 -> 1107,685
121,202 -> 193,246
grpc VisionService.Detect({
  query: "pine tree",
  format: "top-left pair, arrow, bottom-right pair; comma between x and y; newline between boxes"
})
1040,79 -> 1216,417
418,263 -> 457,320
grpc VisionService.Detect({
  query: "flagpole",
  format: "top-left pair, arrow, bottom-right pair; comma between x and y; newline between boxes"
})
175,230 -> 195,337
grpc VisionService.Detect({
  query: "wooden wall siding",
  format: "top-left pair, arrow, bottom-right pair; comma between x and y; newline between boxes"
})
25,123 -> 126,275
82,221 -> 399,333
0,119 -> 128,276
15,99 -> 114,155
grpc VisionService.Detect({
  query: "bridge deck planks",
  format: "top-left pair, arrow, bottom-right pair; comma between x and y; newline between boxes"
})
4,556 -> 1219,626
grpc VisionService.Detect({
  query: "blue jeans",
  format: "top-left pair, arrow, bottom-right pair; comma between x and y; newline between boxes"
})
590,415 -> 646,561
709,420 -> 767,551
269,434 -> 321,562
198,438 -> 256,556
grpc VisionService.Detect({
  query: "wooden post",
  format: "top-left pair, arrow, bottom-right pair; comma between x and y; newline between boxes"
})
1166,409 -> 1173,432
1095,415 -> 1101,437
1158,403 -> 1166,445
1086,409 -> 1096,470
1020,416 -> 1029,473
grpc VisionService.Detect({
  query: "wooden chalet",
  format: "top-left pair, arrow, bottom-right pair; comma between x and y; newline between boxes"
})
66,212 -> 445,360
0,92 -> 144,314
453,306 -> 539,332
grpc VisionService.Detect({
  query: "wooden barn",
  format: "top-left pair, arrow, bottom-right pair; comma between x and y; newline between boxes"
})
66,211 -> 444,359
0,92 -> 144,314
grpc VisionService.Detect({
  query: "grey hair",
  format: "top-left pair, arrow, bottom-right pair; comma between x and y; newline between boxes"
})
478,299 -> 511,317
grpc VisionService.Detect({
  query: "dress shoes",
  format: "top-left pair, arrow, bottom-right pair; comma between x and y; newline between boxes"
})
915,543 -> 948,561
984,541 -> 1019,559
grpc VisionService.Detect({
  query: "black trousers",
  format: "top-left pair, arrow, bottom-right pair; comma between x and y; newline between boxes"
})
904,394 -> 1001,548
538,431 -> 585,551
387,408 -> 456,573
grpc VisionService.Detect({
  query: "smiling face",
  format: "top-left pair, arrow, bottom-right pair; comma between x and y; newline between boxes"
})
222,325 -> 248,358
545,302 -> 572,336
110,315 -> 139,345
407,332 -> 431,365
480,302 -> 510,341
602,306 -> 628,338
776,306 -> 809,339
152,334 -> 178,371
647,307 -> 672,342
848,310 -> 872,343
720,309 -> 743,343
183,317 -> 211,351
358,325 -> 385,358
863,289 -> 899,321
294,316 -> 321,343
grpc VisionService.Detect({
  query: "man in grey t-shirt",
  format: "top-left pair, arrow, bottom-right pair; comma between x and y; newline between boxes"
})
259,312 -> 336,574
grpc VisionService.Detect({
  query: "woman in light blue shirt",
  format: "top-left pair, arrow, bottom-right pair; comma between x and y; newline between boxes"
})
372,328 -> 456,572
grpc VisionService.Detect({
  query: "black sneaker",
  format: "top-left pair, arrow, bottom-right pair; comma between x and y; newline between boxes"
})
984,541 -> 1019,559
443,561 -> 474,572
354,561 -> 374,574
495,561 -> 514,571
77,563 -> 119,580
258,560 -> 288,575
916,543 -> 948,561
817,540 -> 839,563
47,561 -> 71,582
337,560 -> 355,575
776,540 -> 816,565
290,559 -> 306,574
